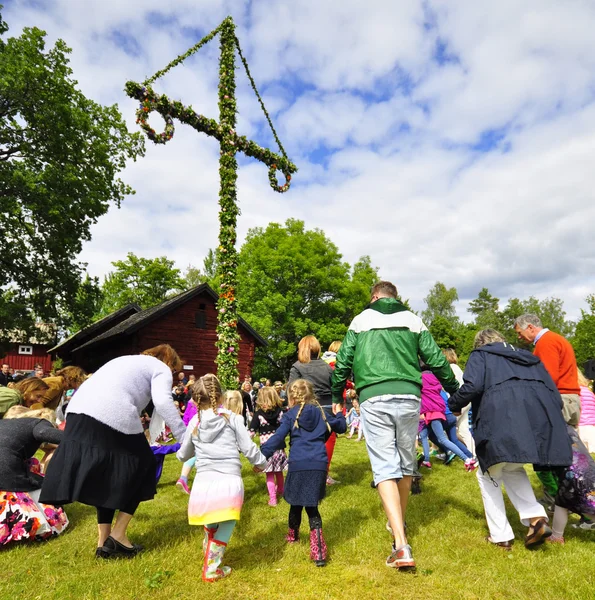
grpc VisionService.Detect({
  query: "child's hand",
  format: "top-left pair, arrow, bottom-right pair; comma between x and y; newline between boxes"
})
253,466 -> 263,473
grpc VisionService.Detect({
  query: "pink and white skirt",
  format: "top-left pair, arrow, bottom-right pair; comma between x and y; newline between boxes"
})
188,472 -> 244,526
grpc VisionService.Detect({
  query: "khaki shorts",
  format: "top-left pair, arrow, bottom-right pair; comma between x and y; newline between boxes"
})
561,393 -> 581,427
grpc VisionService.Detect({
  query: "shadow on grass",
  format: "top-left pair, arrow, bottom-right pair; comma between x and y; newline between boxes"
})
231,507 -> 368,568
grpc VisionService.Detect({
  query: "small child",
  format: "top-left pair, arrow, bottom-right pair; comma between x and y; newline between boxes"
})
177,374 -> 267,582
223,390 -> 244,416
346,398 -> 363,440
548,425 -> 595,544
249,387 -> 288,506
260,379 -> 346,567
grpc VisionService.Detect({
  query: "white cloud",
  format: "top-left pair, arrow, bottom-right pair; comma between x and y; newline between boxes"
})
4,0 -> 595,324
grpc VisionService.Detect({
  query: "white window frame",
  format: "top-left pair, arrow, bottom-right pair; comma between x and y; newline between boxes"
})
18,345 -> 33,355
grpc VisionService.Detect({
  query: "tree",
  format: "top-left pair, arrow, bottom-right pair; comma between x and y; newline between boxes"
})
501,296 -> 573,343
422,282 -> 459,326
63,275 -> 104,334
183,265 -> 207,289
468,288 -> 499,316
0,11 -> 144,344
236,219 -> 378,378
99,253 -> 185,315
573,294 -> 595,366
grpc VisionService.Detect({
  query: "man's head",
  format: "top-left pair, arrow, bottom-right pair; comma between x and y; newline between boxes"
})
1,363 -> 9,375
513,314 -> 543,343
370,281 -> 398,303
34,366 -> 44,378
177,372 -> 186,382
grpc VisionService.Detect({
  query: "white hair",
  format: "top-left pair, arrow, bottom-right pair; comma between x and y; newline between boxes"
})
514,314 -> 543,329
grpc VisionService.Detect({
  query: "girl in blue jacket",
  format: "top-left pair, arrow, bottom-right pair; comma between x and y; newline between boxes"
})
261,378 -> 346,567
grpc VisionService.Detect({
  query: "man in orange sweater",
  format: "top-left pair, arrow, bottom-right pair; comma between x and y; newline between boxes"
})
514,314 -> 580,426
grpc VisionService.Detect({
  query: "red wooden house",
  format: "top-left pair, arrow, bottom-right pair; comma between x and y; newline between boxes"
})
50,284 -> 266,381
1,324 -> 56,375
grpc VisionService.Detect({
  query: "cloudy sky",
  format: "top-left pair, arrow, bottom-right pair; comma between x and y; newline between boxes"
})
6,1 -> 595,320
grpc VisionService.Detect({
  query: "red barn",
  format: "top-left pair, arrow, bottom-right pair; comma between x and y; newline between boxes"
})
50,284 -> 266,381
1,324 -> 56,375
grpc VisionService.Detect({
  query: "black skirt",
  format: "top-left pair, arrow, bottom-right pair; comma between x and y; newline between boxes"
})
283,470 -> 326,507
39,414 -> 157,511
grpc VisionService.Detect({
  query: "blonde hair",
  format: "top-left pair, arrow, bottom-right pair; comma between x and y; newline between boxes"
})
287,379 -> 330,433
328,341 -> 342,354
257,387 -> 282,412
297,335 -> 321,364
442,348 -> 458,365
578,370 -> 591,388
14,377 -> 49,404
55,366 -> 87,389
142,344 -> 184,372
192,373 -> 223,411
474,329 -> 506,349
4,406 -> 56,425
224,390 -> 243,415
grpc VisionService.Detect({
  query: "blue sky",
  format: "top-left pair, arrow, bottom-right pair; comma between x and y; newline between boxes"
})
5,0 -> 595,320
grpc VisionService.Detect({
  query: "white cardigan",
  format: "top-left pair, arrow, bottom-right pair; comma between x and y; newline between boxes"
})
67,354 -> 186,440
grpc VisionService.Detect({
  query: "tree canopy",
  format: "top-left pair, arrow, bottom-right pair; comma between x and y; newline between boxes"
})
98,253 -> 186,316
236,219 -> 379,378
0,10 -> 144,346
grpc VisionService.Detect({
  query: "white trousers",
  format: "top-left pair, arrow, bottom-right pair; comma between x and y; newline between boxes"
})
456,404 -> 475,456
476,462 -> 547,543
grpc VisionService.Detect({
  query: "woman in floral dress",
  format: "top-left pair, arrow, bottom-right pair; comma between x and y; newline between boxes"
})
0,407 -> 68,546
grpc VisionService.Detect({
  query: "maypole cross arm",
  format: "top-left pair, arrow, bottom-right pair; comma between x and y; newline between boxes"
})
124,16 -> 297,388
124,81 -> 297,192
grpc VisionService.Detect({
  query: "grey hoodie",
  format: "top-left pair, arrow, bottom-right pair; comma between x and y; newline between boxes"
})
177,408 -> 267,476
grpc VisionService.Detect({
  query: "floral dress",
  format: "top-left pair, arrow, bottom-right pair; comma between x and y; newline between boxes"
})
0,459 -> 69,546
555,426 -> 595,516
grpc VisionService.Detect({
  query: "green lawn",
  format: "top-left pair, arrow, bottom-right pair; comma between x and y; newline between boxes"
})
2,437 -> 595,600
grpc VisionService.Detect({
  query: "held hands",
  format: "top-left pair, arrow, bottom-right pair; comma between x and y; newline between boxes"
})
253,466 -> 263,473
332,403 -> 343,415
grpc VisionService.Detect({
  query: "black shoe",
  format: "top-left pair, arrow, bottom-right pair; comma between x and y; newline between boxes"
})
95,546 -> 110,559
101,536 -> 142,559
370,480 -> 377,489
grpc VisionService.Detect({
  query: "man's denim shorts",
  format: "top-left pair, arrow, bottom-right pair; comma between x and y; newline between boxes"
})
360,394 -> 421,485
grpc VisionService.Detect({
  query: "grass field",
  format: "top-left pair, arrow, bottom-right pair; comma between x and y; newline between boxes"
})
2,436 -> 595,600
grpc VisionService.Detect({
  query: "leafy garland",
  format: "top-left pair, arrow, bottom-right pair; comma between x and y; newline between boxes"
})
136,98 -> 174,144
125,17 -> 296,389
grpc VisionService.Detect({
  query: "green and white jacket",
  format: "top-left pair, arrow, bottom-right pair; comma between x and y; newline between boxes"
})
331,297 -> 459,403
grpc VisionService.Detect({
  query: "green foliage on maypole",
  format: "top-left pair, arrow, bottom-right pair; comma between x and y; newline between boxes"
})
124,16 -> 297,389
215,18 -> 241,388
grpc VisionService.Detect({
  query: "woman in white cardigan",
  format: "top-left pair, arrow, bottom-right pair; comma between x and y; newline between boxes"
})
40,345 -> 186,559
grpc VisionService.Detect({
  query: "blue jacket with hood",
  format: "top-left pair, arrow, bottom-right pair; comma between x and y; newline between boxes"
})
260,403 -> 346,472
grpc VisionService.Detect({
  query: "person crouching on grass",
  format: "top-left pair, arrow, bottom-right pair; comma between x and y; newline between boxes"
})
177,374 -> 267,582
260,379 -> 346,567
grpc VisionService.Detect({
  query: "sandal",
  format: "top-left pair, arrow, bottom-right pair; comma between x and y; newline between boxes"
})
525,518 -> 552,548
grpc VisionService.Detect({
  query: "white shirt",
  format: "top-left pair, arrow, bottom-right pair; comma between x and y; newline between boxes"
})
67,354 -> 186,439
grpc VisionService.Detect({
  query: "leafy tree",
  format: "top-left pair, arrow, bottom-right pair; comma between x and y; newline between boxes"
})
422,282 -> 459,326
183,265 -> 207,289
427,315 -> 460,351
63,275 -> 104,334
468,288 -> 499,316
572,294 -> 595,366
99,253 -> 185,315
236,219 -> 378,378
0,10 -> 144,344
501,296 -> 573,343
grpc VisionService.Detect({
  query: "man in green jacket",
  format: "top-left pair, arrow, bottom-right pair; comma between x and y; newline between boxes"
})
332,281 -> 458,570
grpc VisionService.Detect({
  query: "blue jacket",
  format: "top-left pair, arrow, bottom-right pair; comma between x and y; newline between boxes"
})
448,342 -> 572,472
261,403 -> 346,472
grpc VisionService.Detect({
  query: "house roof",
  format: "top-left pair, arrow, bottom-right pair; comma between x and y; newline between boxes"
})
71,283 -> 267,352
49,304 -> 142,354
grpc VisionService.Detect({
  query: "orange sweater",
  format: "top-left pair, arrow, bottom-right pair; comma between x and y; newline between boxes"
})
534,330 -> 579,395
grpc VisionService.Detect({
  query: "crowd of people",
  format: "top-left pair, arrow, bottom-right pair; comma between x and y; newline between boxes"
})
1,280 -> 595,579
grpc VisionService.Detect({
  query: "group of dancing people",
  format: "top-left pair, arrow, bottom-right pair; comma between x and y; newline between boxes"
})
1,281 -> 595,580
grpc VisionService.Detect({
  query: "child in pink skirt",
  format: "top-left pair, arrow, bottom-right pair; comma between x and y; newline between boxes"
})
177,374 -> 267,582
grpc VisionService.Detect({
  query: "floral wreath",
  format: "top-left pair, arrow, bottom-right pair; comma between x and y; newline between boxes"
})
136,98 -> 175,145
